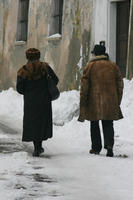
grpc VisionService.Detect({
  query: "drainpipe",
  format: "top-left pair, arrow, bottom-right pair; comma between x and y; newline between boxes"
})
126,0 -> 133,79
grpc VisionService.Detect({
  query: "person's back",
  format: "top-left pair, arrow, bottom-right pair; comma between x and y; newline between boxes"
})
16,48 -> 59,157
78,44 -> 124,157
83,56 -> 123,121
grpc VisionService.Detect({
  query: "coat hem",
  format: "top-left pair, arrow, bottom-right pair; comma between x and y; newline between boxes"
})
22,136 -> 52,142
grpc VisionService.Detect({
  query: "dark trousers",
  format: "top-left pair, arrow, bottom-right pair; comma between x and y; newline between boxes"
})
90,120 -> 114,152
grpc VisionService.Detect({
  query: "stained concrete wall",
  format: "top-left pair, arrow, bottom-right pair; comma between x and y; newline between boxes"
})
93,0 -> 115,62
127,0 -> 133,79
0,0 -> 19,90
94,0 -> 133,79
0,0 -> 93,91
93,0 -> 108,47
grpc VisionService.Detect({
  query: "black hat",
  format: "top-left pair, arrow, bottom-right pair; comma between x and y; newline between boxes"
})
91,44 -> 106,56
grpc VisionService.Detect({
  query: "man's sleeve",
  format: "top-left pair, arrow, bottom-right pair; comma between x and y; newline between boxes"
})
115,65 -> 124,105
80,64 -> 91,106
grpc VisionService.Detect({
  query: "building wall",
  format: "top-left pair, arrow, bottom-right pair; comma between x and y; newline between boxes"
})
0,0 -> 19,90
93,0 -> 115,61
0,0 -> 93,91
93,0 -> 108,48
94,0 -> 132,78
127,0 -> 133,79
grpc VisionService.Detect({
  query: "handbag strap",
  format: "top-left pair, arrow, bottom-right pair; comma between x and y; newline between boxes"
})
42,62 -> 50,78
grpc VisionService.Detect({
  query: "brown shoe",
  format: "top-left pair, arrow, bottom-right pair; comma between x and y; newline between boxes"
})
89,149 -> 100,155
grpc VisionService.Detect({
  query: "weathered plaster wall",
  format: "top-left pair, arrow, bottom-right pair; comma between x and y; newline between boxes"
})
0,0 -> 19,90
46,0 -> 93,90
93,0 -> 108,47
93,0 -> 117,62
0,0 -> 93,91
93,0 -> 117,63
93,0 -> 118,63
127,0 -> 133,79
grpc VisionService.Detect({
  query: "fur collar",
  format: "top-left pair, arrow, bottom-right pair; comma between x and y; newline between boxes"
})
90,55 -> 108,63
17,61 -> 48,80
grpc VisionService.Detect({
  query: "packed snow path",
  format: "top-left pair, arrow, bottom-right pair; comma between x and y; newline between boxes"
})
0,120 -> 133,200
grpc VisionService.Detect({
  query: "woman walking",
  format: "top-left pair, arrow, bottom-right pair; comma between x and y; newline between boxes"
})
16,48 -> 59,157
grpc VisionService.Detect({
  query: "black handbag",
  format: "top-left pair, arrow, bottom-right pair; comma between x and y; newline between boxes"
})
45,67 -> 60,101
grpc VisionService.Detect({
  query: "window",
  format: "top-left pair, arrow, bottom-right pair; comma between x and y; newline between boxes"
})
49,0 -> 64,35
16,0 -> 29,41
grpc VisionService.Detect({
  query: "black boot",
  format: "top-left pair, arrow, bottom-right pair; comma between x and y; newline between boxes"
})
33,141 -> 44,157
32,150 -> 40,157
38,141 -> 44,153
33,141 -> 41,157
106,148 -> 114,157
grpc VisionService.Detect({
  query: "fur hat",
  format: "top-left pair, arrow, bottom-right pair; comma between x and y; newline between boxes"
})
91,45 -> 106,56
25,48 -> 40,61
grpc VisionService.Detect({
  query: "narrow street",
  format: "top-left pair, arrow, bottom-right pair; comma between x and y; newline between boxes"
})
0,0 -> 133,199
0,123 -> 64,200
0,122 -> 23,154
0,119 -> 133,200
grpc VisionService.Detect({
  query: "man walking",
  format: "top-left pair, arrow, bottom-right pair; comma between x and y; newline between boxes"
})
78,44 -> 124,157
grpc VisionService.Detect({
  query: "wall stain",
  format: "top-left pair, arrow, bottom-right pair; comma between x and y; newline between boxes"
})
74,3 -> 81,39
62,28 -> 91,91
0,0 -> 93,91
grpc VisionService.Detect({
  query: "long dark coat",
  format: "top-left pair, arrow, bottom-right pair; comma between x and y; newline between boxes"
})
16,61 -> 59,142
79,55 -> 124,121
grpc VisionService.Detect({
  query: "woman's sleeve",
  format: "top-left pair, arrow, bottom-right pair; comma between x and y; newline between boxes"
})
47,66 -> 59,85
16,76 -> 26,95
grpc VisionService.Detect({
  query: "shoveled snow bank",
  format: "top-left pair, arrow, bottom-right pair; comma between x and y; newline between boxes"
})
115,79 -> 133,142
0,88 -> 79,131
0,79 -> 133,137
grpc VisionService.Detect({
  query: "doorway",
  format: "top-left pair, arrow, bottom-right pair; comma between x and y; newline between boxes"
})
116,0 -> 130,77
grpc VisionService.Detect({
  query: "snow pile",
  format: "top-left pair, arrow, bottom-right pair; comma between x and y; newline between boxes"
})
115,79 -> 133,142
47,33 -> 62,40
0,88 -> 79,130
121,78 -> 133,116
0,79 -> 133,134
0,88 -> 23,131
52,90 -> 79,125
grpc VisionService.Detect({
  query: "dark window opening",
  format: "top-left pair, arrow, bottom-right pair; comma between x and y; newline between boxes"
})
49,0 -> 64,35
116,0 -> 130,77
16,0 -> 29,41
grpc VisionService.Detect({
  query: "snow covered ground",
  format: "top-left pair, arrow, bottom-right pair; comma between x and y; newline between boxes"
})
0,79 -> 133,200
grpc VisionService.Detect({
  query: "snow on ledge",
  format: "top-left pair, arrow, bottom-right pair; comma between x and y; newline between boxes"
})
14,41 -> 26,46
47,34 -> 62,41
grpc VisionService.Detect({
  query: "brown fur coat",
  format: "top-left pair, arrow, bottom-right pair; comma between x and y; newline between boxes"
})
79,56 -> 124,121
